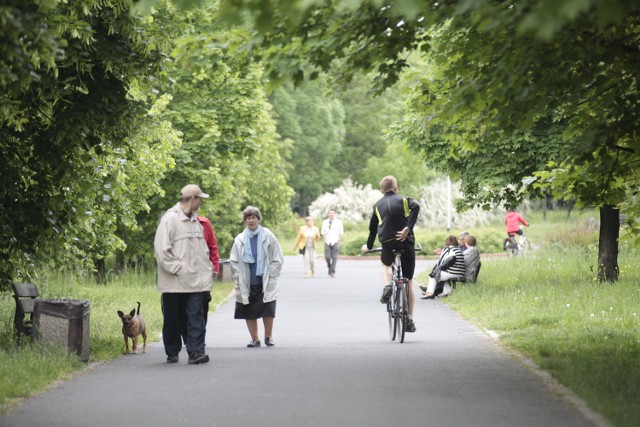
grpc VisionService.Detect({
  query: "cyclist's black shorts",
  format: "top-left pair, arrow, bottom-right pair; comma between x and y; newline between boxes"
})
380,241 -> 416,280
508,229 -> 523,236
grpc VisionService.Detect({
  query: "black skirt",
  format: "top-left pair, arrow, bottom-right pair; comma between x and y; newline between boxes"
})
234,285 -> 276,319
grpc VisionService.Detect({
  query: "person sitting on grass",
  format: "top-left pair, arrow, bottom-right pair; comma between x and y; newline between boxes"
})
463,235 -> 481,283
421,235 -> 466,299
459,231 -> 470,252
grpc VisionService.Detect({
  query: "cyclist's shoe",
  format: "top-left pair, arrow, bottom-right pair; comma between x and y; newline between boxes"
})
379,285 -> 392,303
419,285 -> 427,292
405,318 -> 417,333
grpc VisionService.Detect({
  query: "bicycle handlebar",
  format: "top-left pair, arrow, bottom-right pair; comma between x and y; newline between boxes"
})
367,243 -> 422,254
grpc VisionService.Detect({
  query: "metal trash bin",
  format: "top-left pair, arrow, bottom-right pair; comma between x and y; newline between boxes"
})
33,299 -> 90,362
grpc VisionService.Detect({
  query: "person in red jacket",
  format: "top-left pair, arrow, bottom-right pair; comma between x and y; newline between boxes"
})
181,215 -> 220,347
504,209 -> 529,251
198,216 -> 220,325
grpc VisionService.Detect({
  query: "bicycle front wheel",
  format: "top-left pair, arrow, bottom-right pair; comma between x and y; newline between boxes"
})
388,284 -> 397,341
395,282 -> 407,343
387,299 -> 394,340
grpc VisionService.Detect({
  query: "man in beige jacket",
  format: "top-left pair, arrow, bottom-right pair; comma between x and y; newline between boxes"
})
154,184 -> 213,365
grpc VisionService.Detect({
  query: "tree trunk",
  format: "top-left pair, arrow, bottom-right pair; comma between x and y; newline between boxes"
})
542,196 -> 548,221
94,258 -> 106,284
567,199 -> 574,218
116,251 -> 125,273
597,204 -> 619,282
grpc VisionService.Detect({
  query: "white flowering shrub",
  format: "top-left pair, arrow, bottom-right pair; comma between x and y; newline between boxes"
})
416,178 -> 505,228
308,178 -> 382,221
309,177 -> 504,228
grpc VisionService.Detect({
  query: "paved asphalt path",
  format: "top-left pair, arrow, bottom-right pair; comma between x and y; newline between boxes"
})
1,255 -> 600,427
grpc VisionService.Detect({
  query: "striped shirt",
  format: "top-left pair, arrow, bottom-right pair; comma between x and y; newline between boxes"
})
437,246 -> 466,277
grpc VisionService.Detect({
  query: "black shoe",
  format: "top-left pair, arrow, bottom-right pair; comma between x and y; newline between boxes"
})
188,352 -> 209,365
405,319 -> 416,333
380,285 -> 392,303
166,355 -> 179,364
419,285 -> 427,292
265,337 -> 275,347
247,340 -> 261,348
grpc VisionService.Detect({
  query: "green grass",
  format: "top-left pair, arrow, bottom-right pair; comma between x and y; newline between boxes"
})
0,270 -> 234,413
433,249 -> 640,427
0,344 -> 85,412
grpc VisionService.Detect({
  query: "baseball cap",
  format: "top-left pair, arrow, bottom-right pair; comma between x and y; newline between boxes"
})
180,184 -> 209,199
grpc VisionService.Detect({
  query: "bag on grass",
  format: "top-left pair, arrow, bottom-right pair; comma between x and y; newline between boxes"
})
429,265 -> 442,281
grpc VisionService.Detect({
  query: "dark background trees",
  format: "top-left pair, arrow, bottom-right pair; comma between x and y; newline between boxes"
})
270,79 -> 345,216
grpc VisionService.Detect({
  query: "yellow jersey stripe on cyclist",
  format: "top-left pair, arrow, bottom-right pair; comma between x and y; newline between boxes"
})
375,207 -> 382,224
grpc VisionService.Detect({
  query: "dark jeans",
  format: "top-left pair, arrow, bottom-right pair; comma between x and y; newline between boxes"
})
324,243 -> 339,274
203,291 -> 212,325
181,291 -> 212,343
162,292 -> 206,357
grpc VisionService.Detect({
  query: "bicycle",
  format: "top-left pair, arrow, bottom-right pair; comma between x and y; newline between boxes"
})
370,244 -> 421,343
504,225 -> 530,256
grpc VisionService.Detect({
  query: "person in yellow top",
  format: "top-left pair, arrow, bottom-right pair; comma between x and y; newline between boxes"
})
293,216 -> 321,278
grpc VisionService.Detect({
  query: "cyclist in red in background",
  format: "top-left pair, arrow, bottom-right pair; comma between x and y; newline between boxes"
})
504,209 -> 529,251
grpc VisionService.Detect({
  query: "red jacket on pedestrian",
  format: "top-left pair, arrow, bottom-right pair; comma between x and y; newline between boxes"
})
198,216 -> 220,274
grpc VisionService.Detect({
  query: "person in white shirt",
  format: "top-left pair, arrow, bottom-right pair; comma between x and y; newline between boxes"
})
321,209 -> 344,277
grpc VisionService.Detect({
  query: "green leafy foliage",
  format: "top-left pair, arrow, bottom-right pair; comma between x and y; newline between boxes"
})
332,72 -> 407,184
358,138 -> 436,196
122,2 -> 293,258
0,0 -> 175,283
270,80 -> 345,214
270,71 -> 413,216
220,0 -> 640,281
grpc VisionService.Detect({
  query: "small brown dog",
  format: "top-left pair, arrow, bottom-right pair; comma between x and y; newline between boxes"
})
117,301 -> 147,354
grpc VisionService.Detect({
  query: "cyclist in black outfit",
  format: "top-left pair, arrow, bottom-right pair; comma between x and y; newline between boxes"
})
362,176 -> 420,333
